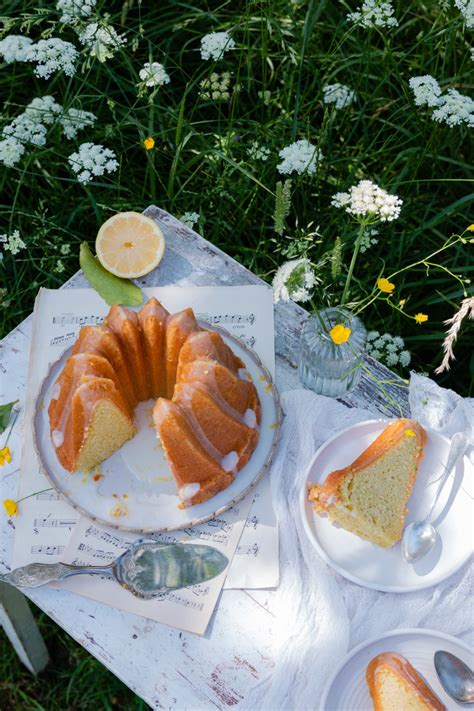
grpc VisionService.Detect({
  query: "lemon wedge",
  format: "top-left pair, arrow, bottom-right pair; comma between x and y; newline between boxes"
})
96,212 -> 165,278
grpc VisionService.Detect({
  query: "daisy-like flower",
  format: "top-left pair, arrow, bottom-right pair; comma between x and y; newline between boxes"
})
3,499 -> 17,516
138,62 -> 170,88
0,136 -> 25,167
331,180 -> 403,222
322,83 -> 357,109
57,0 -> 97,23
60,108 -> 97,139
26,38 -> 78,79
68,142 -> 119,184
408,75 -> 442,107
25,95 -> 62,125
2,230 -> 26,255
3,113 -> 48,147
78,23 -> 126,62
0,35 -> 33,63
199,72 -> 233,100
277,139 -> 323,176
347,0 -> 398,28
377,277 -> 395,293
200,31 -> 235,61
272,258 -> 316,304
432,88 -> 474,128
329,324 -> 352,345
454,0 -> 474,28
247,141 -> 271,161
180,212 -> 200,229
415,312 -> 428,324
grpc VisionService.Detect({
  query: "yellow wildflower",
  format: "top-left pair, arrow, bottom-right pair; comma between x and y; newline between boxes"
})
399,298 -> 406,308
467,225 -> 474,232
415,313 -> 428,324
3,499 -> 17,517
143,137 -> 155,150
377,277 -> 395,294
329,323 -> 351,345
0,446 -> 11,465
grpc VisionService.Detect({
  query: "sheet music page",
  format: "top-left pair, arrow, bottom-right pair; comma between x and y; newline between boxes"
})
12,286 -> 279,591
58,497 -> 252,635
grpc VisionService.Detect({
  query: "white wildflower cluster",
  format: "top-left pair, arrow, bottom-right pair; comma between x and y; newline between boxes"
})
0,230 -> 26,256
0,35 -> 33,63
55,259 -> 65,273
277,139 -> 323,176
57,0 -> 97,23
331,180 -> 402,222
180,212 -> 200,229
347,0 -> 398,28
272,258 -> 316,304
138,62 -> 170,88
322,83 -> 357,109
68,142 -> 118,184
60,108 -> 97,139
26,38 -> 78,79
247,141 -> 271,161
3,113 -> 48,147
0,137 -> 25,167
360,227 -> 379,253
200,31 -> 235,61
25,95 -> 62,124
0,34 -> 77,79
454,0 -> 474,28
78,23 -> 126,62
200,72 -> 233,100
409,75 -> 474,128
367,331 -> 411,368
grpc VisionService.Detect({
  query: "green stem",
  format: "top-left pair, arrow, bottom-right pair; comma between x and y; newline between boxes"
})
341,221 -> 367,305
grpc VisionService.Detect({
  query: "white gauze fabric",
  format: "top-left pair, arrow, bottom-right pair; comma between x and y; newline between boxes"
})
240,374 -> 473,711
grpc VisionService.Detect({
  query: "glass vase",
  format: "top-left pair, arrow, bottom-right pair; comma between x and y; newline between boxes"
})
298,307 -> 367,398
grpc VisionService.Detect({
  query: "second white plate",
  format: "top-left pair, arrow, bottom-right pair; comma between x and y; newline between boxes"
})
300,419 -> 473,593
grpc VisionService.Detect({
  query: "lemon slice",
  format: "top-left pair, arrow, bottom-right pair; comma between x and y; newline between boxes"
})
96,212 -> 165,278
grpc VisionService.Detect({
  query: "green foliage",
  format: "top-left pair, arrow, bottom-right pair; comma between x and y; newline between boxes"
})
273,179 -> 292,236
331,236 -> 343,281
0,400 -> 17,435
79,242 -> 143,306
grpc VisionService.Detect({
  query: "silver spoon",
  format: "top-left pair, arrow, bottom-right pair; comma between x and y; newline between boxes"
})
434,650 -> 474,704
0,540 -> 229,599
401,431 -> 469,563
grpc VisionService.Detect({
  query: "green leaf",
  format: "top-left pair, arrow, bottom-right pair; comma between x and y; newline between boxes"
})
79,242 -> 143,307
0,400 -> 18,435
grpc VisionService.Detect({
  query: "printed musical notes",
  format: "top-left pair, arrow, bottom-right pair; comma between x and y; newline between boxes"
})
34,517 -> 77,528
50,332 -> 75,347
197,312 -> 256,326
52,314 -> 104,326
31,545 -> 65,555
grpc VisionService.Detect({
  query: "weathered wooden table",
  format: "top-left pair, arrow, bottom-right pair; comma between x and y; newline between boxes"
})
0,206 -> 406,708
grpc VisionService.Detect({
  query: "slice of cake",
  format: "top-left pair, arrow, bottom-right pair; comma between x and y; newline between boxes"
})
366,652 -> 446,710
308,419 -> 426,548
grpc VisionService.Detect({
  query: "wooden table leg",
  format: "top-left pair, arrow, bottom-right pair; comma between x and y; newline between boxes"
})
0,581 -> 49,674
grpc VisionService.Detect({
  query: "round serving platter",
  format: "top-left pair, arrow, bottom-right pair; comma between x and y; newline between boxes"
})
34,322 -> 281,533
300,419 -> 473,593
319,628 -> 473,711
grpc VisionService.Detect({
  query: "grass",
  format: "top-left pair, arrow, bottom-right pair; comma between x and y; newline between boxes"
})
0,1 -> 473,707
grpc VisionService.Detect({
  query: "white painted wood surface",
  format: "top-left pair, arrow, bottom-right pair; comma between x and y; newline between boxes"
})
0,206 -> 408,709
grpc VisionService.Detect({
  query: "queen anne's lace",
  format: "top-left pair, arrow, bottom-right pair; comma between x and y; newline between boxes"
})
199,72 -> 232,100
68,142 -> 118,184
322,83 -> 357,109
138,62 -> 170,87
331,179 -> 402,222
1,230 -> 26,255
454,0 -> 474,28
248,141 -> 271,161
60,108 -> 97,139
3,113 -> 48,146
0,137 -> 25,167
367,331 -> 411,368
0,35 -> 33,63
57,0 -> 97,23
272,258 -> 317,304
180,212 -> 200,229
409,75 -> 474,128
200,32 -> 235,61
78,23 -> 126,62
25,96 -> 62,124
26,38 -> 78,79
277,140 -> 323,176
347,0 -> 398,28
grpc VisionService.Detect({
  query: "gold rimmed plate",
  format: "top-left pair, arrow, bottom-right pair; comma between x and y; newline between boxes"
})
33,322 -> 281,532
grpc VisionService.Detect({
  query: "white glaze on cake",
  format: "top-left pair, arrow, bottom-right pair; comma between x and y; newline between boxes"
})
221,451 -> 239,472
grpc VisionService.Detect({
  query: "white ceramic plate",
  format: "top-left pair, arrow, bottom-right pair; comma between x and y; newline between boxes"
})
301,419 -> 473,593
320,628 -> 474,710
34,324 -> 281,532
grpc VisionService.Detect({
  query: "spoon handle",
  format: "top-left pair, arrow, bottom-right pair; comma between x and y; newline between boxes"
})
426,431 -> 469,523
0,561 -> 114,588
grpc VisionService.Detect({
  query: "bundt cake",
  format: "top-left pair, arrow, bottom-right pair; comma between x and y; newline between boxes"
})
308,419 -> 426,548
48,298 -> 261,508
366,652 -> 446,710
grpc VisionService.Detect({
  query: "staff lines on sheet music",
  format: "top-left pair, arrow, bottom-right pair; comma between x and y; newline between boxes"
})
196,312 -> 256,326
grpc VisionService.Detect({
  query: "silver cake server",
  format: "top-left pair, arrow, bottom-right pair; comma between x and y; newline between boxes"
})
0,540 -> 229,599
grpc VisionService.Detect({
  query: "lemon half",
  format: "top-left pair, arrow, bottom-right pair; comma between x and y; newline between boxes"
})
96,212 -> 165,279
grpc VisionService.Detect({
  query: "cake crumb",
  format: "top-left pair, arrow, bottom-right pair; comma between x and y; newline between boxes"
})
110,501 -> 128,518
